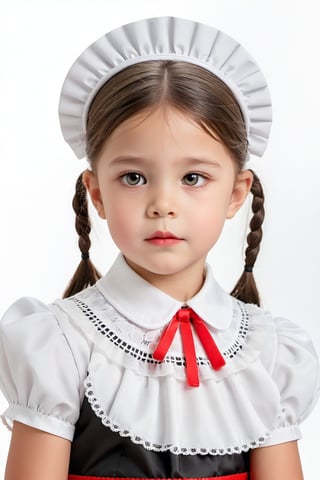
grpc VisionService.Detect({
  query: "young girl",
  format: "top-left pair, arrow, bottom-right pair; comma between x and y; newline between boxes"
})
0,16 -> 319,480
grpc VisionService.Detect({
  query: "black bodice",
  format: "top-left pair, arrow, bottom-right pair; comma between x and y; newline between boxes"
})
69,397 -> 250,477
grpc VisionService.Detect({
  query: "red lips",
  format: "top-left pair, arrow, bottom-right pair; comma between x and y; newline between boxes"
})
145,231 -> 182,246
147,231 -> 179,240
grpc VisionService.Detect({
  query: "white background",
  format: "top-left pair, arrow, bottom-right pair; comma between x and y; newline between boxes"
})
0,0 -> 319,478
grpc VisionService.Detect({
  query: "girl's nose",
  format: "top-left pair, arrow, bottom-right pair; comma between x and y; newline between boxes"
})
146,192 -> 177,218
147,206 -> 176,217
147,203 -> 176,218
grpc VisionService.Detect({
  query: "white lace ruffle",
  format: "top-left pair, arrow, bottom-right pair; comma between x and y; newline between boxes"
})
54,290 -> 287,454
84,376 -> 270,456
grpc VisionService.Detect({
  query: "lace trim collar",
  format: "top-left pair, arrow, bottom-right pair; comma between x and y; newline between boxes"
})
96,254 -> 233,330
70,295 -> 249,366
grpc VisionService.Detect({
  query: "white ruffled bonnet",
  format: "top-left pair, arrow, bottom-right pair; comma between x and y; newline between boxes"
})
58,16 -> 272,160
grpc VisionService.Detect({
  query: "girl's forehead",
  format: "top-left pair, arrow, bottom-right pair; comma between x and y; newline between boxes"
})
100,105 -> 211,147
109,105 -> 222,145
98,105 -> 233,167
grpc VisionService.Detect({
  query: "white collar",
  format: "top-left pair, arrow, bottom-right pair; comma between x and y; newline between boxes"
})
96,254 -> 233,331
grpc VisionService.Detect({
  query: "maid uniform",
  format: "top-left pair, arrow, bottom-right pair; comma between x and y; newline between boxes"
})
1,255 -> 319,479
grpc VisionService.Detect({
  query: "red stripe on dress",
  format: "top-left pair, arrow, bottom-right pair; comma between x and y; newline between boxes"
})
68,474 -> 248,480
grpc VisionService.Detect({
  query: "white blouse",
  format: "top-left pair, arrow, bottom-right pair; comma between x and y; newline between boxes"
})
0,254 -> 319,456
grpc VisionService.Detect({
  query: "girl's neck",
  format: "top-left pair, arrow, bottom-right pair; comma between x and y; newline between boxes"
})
124,257 -> 206,302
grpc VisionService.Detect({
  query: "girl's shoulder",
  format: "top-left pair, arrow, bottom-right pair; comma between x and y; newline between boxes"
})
0,293 -> 94,440
239,299 -> 317,363
242,300 -> 319,382
233,299 -> 320,446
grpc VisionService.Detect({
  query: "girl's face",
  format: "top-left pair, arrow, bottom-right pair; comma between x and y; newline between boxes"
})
84,105 -> 252,300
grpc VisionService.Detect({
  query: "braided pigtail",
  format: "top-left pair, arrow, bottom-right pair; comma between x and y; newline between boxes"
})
230,170 -> 265,306
63,173 -> 101,298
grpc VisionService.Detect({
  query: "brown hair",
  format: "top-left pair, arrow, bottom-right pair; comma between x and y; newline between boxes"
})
63,60 -> 265,306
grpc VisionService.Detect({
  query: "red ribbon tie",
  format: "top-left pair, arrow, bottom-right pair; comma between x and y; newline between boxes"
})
153,307 -> 225,387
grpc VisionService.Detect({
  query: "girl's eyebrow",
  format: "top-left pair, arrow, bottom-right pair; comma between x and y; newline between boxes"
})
108,155 -> 222,168
182,157 -> 222,168
108,155 -> 149,166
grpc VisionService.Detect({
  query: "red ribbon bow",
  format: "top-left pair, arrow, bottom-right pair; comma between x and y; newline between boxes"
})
153,307 -> 225,387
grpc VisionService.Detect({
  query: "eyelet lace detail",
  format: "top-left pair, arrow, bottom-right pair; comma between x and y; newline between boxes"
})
84,377 -> 269,455
69,296 -> 249,366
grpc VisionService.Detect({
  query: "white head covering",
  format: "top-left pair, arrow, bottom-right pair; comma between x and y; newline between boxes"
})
59,16 -> 272,160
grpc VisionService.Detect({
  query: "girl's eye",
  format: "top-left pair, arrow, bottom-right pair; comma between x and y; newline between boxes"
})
182,173 -> 206,186
121,172 -> 146,186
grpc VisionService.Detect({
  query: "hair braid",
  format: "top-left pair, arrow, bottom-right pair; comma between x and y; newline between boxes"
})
63,173 -> 101,298
230,170 -> 265,306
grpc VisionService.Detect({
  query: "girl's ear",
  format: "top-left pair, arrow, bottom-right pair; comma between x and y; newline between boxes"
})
226,169 -> 253,219
82,170 -> 106,219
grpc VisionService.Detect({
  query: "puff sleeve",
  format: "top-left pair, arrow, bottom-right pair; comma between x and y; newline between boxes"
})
0,297 -> 84,441
263,316 -> 320,446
